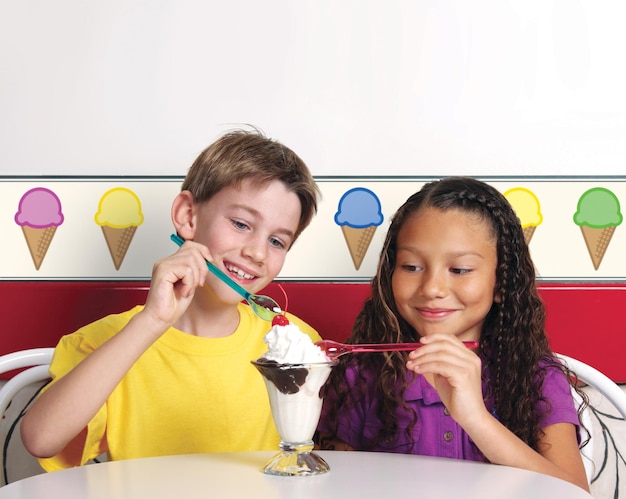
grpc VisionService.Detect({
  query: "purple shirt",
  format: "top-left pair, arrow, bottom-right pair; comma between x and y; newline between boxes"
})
318,361 -> 580,461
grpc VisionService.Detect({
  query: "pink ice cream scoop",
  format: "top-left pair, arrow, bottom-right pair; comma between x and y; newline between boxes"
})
14,188 -> 64,270
15,188 -> 64,228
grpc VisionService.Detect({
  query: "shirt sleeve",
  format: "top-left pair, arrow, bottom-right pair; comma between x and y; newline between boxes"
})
38,320 -> 117,471
538,362 -> 581,430
285,312 -> 321,343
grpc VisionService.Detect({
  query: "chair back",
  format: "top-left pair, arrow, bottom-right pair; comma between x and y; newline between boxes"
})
556,353 -> 626,418
556,353 -> 626,497
0,348 -> 54,486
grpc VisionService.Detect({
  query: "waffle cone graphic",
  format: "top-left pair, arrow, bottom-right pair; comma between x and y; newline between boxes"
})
522,226 -> 536,245
21,226 -> 57,270
101,226 -> 137,270
580,225 -> 616,270
341,226 -> 377,270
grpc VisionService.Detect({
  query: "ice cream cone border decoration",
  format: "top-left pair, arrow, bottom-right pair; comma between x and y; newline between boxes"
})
573,187 -> 622,271
340,225 -> 378,270
503,188 -> 542,246
100,225 -> 138,271
334,188 -> 384,271
579,225 -> 616,271
522,226 -> 536,246
21,226 -> 58,270
14,187 -> 65,270
95,188 -> 144,270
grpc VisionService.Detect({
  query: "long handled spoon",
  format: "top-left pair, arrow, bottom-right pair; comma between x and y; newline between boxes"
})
170,234 -> 282,322
315,339 -> 479,361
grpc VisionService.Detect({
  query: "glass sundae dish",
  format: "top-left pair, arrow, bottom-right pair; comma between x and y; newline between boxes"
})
252,315 -> 335,476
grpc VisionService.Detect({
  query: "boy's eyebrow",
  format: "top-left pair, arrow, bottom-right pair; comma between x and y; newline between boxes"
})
232,204 -> 296,239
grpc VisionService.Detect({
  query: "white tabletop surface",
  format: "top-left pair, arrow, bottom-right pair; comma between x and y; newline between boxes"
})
0,451 -> 592,499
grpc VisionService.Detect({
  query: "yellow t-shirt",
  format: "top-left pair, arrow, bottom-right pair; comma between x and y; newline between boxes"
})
39,304 -> 320,471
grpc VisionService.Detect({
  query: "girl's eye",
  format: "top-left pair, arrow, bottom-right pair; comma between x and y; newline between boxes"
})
269,237 -> 286,250
451,267 -> 471,275
400,264 -> 420,272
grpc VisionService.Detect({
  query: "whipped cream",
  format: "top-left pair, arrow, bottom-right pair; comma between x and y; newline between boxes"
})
263,322 -> 328,364
254,317 -> 333,443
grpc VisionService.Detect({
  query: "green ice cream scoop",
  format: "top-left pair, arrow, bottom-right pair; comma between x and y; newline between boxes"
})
573,188 -> 622,228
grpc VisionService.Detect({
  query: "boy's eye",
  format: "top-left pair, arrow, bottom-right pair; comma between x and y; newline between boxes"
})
232,220 -> 250,231
269,237 -> 286,250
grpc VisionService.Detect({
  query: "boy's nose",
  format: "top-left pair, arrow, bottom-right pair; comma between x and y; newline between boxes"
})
242,235 -> 267,263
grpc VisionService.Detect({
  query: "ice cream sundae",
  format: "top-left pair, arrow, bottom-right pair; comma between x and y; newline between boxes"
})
252,315 -> 335,476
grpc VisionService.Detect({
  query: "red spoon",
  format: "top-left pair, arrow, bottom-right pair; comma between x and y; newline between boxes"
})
315,339 -> 479,361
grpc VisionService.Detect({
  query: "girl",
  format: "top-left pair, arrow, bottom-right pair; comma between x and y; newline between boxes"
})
317,177 -> 590,492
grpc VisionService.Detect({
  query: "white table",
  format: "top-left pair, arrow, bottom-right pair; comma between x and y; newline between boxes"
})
0,451 -> 592,498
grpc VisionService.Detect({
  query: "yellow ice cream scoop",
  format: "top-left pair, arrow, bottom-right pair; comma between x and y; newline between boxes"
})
95,187 -> 144,228
503,187 -> 543,228
504,187 -> 543,245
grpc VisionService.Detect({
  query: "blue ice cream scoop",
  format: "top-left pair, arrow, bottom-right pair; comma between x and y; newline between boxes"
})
334,188 -> 384,269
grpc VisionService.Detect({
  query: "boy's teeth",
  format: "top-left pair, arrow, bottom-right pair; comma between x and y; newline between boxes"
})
227,265 -> 253,280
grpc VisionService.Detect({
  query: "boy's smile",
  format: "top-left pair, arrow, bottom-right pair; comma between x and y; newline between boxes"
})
391,207 -> 498,342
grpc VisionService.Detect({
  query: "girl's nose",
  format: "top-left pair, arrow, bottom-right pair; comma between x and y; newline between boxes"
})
420,269 -> 448,298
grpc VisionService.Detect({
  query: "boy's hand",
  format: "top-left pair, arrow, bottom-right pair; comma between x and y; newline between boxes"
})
143,240 -> 212,330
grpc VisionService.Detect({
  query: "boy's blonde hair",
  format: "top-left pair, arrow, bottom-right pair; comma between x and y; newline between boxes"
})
181,129 -> 320,242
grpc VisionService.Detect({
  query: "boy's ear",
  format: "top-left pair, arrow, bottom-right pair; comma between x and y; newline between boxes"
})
171,191 -> 197,240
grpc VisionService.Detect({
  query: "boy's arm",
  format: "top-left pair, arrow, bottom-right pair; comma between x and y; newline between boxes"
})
21,243 -> 211,461
21,310 -> 169,459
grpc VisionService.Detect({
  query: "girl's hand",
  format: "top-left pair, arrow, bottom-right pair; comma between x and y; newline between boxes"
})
142,240 -> 211,330
406,334 -> 487,427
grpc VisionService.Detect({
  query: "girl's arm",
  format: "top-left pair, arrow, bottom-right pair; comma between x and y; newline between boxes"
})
20,242 -> 211,460
458,408 -> 589,491
406,334 -> 590,492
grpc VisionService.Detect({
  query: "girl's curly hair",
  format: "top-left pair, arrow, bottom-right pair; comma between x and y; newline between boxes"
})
322,176 -> 588,452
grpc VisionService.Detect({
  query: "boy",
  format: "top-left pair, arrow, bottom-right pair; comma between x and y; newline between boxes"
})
21,129 -> 321,470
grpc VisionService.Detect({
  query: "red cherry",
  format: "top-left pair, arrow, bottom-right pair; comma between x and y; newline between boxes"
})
272,314 -> 290,326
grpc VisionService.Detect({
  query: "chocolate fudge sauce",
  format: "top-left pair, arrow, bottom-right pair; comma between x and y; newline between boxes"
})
252,358 -> 309,395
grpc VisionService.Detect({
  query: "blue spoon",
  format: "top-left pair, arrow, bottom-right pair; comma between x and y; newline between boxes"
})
170,234 -> 281,322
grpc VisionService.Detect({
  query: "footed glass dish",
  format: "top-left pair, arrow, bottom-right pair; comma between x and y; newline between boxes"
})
252,359 -> 336,476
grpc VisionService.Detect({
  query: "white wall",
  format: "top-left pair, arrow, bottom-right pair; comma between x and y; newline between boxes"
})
2,0 -> 626,176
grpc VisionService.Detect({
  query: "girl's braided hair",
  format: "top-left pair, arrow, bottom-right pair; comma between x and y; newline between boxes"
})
322,176 -> 587,451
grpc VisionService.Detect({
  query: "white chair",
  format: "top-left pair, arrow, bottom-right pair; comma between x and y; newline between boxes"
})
0,348 -> 54,486
556,353 -> 626,496
556,353 -> 626,419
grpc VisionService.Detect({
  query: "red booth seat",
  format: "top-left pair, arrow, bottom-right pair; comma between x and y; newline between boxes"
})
1,281 -> 624,381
